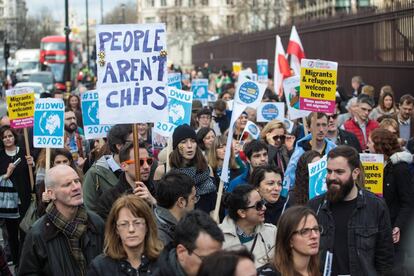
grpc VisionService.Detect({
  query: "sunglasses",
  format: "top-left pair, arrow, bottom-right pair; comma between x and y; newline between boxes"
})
123,157 -> 154,166
327,114 -> 338,120
272,135 -> 286,142
244,199 -> 266,211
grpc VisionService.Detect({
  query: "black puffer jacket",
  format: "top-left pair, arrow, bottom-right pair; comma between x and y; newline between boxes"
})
307,189 -> 394,276
87,254 -> 158,276
18,210 -> 105,276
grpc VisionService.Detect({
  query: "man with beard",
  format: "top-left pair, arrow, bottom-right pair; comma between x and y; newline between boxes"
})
308,146 -> 394,276
392,94 -> 414,144
64,108 -> 89,165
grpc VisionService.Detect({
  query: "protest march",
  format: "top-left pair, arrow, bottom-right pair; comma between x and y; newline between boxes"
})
0,22 -> 414,276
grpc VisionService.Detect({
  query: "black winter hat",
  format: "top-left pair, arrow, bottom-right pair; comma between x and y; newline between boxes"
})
173,124 -> 197,149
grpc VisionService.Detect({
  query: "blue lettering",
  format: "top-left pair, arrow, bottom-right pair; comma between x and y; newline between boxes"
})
111,31 -> 122,50
141,57 -> 152,81
142,87 -> 152,105
152,86 -> 168,110
143,30 -> 151,52
130,59 -> 140,81
99,32 -> 112,46
133,30 -> 144,51
103,62 -> 118,83
123,31 -> 133,52
154,29 -> 164,51
133,86 -> 140,105
117,60 -> 131,82
120,88 -> 132,107
106,91 -> 119,108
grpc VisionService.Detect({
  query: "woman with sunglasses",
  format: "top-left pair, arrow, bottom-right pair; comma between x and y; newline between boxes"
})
260,120 -> 292,173
258,206 -> 321,276
96,142 -> 157,220
250,165 -> 289,226
220,184 -> 276,268
87,194 -> 163,275
154,124 -> 217,213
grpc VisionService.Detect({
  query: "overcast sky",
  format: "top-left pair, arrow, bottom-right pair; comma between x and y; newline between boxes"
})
26,0 -> 121,23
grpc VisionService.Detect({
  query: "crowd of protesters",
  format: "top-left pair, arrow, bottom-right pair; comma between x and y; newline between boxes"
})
0,64 -> 413,276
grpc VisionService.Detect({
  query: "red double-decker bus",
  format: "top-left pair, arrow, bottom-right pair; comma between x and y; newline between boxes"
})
40,36 -> 83,90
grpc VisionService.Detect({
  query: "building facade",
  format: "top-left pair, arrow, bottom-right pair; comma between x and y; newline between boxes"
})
0,0 -> 27,47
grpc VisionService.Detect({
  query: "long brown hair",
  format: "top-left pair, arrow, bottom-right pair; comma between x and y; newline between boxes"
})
104,195 -> 163,260
274,206 -> 320,276
370,128 -> 401,159
208,135 -> 238,170
378,91 -> 396,112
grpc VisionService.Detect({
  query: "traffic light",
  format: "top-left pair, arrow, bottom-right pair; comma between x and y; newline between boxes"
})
3,40 -> 10,60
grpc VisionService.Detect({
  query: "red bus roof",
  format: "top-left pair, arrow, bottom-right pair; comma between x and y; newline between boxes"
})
41,36 -> 76,43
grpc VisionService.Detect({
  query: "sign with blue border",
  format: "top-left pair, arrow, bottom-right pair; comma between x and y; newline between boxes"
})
81,90 -> 112,139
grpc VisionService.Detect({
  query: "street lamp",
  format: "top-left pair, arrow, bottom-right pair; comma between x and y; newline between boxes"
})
65,0 -> 71,94
121,3 -> 126,23
86,0 -> 90,69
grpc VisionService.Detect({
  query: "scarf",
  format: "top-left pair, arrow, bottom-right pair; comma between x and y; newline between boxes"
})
46,203 -> 88,273
173,167 -> 216,195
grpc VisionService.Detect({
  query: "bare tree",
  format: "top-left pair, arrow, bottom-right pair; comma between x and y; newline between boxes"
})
103,2 -> 138,24
235,0 -> 284,32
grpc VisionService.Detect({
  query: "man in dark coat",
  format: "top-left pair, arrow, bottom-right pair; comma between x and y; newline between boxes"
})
19,165 -> 104,276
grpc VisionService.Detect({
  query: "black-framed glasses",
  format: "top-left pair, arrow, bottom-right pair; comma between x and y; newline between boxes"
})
272,135 -> 286,142
293,225 -> 323,237
244,199 -> 266,211
191,250 -> 208,261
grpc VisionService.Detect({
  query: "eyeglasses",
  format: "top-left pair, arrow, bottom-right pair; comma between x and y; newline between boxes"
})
293,225 -> 323,237
327,114 -> 338,120
272,135 -> 286,142
191,250 -> 208,261
244,199 -> 266,211
116,220 -> 146,230
123,157 -> 154,166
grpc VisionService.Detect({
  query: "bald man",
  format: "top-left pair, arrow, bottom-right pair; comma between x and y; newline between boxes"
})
19,165 -> 104,276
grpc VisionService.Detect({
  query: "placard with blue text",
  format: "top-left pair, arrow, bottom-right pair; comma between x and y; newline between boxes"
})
81,90 -> 112,139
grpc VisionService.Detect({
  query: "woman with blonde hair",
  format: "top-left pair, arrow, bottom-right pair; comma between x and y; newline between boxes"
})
87,195 -> 163,275
258,206 -> 321,276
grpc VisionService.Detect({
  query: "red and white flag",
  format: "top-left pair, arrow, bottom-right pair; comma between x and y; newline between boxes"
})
274,35 -> 291,98
287,26 -> 306,77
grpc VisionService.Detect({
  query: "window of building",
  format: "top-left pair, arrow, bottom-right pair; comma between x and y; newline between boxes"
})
145,17 -> 156,23
175,16 -> 183,30
160,15 -> 168,26
227,15 -> 235,28
201,15 -> 209,25
226,0 -> 234,5
201,0 -> 209,5
146,0 -> 155,7
161,0 -> 167,6
188,0 -> 195,6
175,0 -> 182,6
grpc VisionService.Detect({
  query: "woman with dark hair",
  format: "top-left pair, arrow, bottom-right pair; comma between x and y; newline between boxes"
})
196,127 -> 216,155
367,128 -> 413,274
0,126 -> 34,265
291,151 -> 322,206
197,248 -> 256,276
250,165 -> 289,226
154,124 -> 216,213
369,90 -> 398,121
258,206 -> 321,276
87,195 -> 163,275
67,94 -> 83,128
220,185 -> 276,268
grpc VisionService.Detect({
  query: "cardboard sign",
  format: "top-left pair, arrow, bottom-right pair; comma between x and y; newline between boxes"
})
191,78 -> 208,100
256,102 -> 285,122
168,73 -> 182,89
232,62 -> 242,73
256,59 -> 268,83
283,76 -> 311,120
360,153 -> 384,196
96,23 -> 168,124
6,87 -> 35,129
33,98 -> 65,148
308,155 -> 328,199
81,90 -> 112,139
299,59 -> 338,113
168,87 -> 193,127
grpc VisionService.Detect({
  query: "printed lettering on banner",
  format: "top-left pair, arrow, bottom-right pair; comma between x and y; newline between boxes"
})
191,79 -> 208,100
308,155 -> 328,199
6,87 -> 35,129
283,76 -> 311,120
33,98 -> 65,148
256,59 -> 268,83
168,73 -> 182,89
96,23 -> 168,124
235,78 -> 266,106
256,102 -> 284,122
81,90 -> 112,139
299,59 -> 338,113
360,153 -> 384,196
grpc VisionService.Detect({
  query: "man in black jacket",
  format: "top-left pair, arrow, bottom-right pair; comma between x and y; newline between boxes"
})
19,165 -> 105,276
95,141 -> 156,220
307,146 -> 394,276
154,171 -> 197,246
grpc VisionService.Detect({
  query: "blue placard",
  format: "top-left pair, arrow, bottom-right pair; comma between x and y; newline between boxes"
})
308,156 -> 328,199
81,90 -> 112,139
191,79 -> 209,100
33,98 -> 65,148
168,87 -> 193,126
256,59 -> 268,83
168,73 -> 182,89
238,81 -> 259,104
